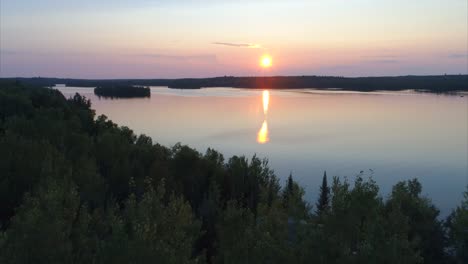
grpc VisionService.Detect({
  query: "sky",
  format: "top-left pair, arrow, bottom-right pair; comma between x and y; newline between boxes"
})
0,0 -> 467,78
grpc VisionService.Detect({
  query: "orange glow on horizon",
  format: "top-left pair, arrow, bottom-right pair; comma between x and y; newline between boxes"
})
257,120 -> 269,144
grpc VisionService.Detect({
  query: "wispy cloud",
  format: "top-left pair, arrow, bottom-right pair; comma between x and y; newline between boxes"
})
0,49 -> 20,55
365,59 -> 399,64
360,54 -> 400,64
140,54 -> 217,62
212,42 -> 261,48
361,54 -> 400,59
447,53 -> 468,59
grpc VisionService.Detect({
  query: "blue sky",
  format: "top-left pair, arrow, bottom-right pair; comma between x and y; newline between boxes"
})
1,0 -> 466,78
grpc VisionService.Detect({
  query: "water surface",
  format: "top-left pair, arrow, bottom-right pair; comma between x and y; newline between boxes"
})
57,87 -> 468,215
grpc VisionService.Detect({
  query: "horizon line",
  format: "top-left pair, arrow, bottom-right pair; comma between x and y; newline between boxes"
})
1,73 -> 467,81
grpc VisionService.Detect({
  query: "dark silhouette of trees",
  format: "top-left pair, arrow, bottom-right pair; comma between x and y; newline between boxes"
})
2,75 -> 468,92
94,85 -> 150,98
446,186 -> 468,263
0,81 -> 466,263
315,171 -> 330,216
386,179 -> 449,264
282,173 -> 294,207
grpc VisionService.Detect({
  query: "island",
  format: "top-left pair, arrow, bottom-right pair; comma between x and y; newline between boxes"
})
94,85 -> 151,98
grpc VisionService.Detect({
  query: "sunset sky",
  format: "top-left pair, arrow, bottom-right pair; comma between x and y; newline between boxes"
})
1,0 -> 466,78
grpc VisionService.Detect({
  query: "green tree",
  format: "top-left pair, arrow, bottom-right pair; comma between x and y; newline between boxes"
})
282,173 -> 294,207
447,186 -> 468,263
386,179 -> 447,264
216,201 -> 257,264
315,171 -> 330,216
0,176 -> 92,264
282,174 -> 309,220
316,176 -> 421,264
216,200 -> 291,264
0,135 -> 70,225
98,179 -> 201,264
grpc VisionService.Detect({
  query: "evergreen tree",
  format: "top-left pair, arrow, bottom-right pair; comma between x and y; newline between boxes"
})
282,173 -> 294,207
281,173 -> 309,219
315,171 -> 330,215
447,186 -> 468,263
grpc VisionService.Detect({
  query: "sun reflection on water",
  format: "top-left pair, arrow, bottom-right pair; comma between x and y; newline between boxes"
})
257,90 -> 270,144
263,90 -> 269,115
257,120 -> 269,144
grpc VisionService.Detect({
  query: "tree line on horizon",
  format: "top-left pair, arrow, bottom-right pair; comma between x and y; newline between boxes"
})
0,81 -> 467,263
3,74 -> 467,92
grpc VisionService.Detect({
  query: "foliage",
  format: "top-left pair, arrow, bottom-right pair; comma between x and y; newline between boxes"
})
447,186 -> 468,263
315,171 -> 330,216
6,75 -> 468,92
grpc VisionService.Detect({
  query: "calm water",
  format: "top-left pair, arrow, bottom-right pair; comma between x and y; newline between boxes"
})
57,86 -> 468,216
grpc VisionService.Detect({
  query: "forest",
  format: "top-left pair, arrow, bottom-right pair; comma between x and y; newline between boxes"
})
166,75 -> 468,91
94,85 -> 151,98
3,74 -> 467,92
0,80 -> 467,263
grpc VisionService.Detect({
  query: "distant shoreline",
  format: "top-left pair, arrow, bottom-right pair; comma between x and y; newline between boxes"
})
2,75 -> 467,93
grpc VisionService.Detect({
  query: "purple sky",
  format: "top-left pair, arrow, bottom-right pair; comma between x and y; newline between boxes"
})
1,0 -> 467,78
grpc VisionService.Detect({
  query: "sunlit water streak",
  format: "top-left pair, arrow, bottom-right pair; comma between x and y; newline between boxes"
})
257,90 -> 270,144
257,120 -> 269,144
263,90 -> 270,115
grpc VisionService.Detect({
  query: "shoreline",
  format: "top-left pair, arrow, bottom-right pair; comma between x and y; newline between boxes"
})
2,74 -> 467,93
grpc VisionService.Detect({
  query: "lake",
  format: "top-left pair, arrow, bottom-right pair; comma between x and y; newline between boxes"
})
56,86 -> 468,216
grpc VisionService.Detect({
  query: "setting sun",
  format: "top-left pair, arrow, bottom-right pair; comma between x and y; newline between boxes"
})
260,55 -> 272,68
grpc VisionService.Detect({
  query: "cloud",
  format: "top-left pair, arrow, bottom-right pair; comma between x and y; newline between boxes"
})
364,59 -> 399,64
212,42 -> 261,48
359,54 -> 400,64
361,54 -> 400,59
139,53 -> 218,63
447,53 -> 468,59
359,54 -> 402,64
0,49 -> 21,55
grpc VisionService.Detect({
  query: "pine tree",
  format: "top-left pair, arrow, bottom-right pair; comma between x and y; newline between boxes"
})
315,171 -> 330,216
282,173 -> 294,208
